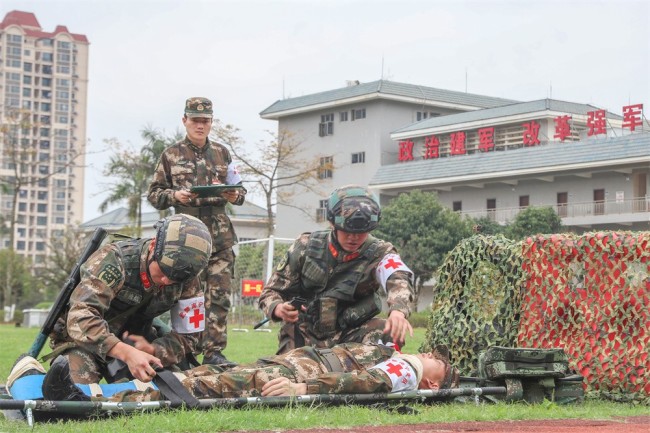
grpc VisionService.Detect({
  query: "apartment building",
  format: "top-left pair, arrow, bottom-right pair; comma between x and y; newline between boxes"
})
0,10 -> 88,267
260,79 -> 518,238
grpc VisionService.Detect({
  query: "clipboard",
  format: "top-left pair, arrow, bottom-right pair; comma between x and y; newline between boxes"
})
189,185 -> 245,198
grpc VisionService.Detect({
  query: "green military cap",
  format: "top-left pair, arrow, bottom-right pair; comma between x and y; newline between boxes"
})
184,97 -> 213,118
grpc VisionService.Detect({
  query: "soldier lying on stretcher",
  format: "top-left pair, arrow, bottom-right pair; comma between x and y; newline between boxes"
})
11,342 -> 459,402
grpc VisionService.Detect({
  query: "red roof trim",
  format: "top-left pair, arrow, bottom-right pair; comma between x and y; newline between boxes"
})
1,10 -> 88,44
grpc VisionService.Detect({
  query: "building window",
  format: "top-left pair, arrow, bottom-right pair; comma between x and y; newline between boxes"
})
340,111 -> 348,122
37,216 -> 48,225
318,156 -> 333,179
316,199 -> 328,222
37,203 -> 47,213
351,108 -> 366,121
351,152 -> 365,164
16,241 -> 26,251
487,198 -> 496,221
519,195 -> 529,208
319,113 -> 334,136
453,201 -> 462,212
416,111 -> 440,121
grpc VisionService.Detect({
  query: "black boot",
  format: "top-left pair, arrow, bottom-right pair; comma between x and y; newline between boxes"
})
42,356 -> 90,401
202,351 -> 237,368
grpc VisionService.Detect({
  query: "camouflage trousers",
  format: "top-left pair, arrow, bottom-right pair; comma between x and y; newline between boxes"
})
276,317 -> 389,355
53,348 -> 107,384
106,363 -> 295,402
201,247 -> 235,357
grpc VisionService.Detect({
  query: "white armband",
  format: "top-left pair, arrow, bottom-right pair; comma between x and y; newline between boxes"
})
171,296 -> 205,334
376,254 -> 412,290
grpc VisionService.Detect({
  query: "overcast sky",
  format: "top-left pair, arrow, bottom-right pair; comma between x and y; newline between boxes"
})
2,0 -> 649,222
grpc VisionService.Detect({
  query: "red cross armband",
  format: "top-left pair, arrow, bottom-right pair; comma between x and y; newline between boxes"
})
376,254 -> 413,290
171,296 -> 206,334
370,358 -> 418,392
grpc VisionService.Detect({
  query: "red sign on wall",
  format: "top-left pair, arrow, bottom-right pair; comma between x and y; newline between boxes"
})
241,279 -> 264,297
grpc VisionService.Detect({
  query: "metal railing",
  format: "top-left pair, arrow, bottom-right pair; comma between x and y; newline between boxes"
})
459,197 -> 649,224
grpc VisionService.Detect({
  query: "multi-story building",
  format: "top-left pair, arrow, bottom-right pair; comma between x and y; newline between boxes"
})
374,99 -> 649,231
260,79 -> 518,237
0,10 -> 88,267
261,81 -> 649,237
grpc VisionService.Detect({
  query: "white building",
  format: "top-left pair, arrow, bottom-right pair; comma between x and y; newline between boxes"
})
0,11 -> 88,267
261,80 -> 649,235
80,202 -> 270,242
260,79 -> 518,238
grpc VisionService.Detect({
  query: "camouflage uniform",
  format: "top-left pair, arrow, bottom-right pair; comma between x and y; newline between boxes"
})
147,97 -> 246,359
49,239 -> 204,383
259,229 -> 414,354
107,343 -> 406,401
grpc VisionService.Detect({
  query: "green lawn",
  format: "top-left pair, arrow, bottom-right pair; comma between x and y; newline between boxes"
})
0,324 -> 646,432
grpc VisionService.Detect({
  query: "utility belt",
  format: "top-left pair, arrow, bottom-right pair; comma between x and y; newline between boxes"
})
175,204 -> 225,220
304,293 -> 381,340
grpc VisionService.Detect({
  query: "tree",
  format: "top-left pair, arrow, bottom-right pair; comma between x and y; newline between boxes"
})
99,127 -> 182,233
471,216 -> 505,235
505,206 -> 563,240
214,122 -> 326,237
374,190 -> 473,311
0,107 -> 85,311
40,226 -> 89,302
0,250 -> 39,315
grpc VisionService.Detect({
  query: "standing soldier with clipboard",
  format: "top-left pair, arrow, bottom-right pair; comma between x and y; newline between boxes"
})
148,97 -> 246,366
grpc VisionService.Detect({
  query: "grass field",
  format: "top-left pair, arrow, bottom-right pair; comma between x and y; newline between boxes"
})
0,324 -> 646,432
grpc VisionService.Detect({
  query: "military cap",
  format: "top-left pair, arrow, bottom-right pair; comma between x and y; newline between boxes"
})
184,97 -> 213,118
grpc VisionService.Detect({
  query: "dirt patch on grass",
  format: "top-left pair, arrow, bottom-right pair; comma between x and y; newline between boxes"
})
242,416 -> 650,433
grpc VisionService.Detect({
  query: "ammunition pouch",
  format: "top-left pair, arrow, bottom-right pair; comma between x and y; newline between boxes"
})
338,293 -> 381,329
175,204 -> 224,220
306,297 -> 339,339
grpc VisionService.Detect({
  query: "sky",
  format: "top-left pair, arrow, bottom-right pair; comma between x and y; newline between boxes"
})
2,0 -> 649,222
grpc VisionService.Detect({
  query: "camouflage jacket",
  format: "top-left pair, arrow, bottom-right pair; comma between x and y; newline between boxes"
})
259,230 -> 414,325
50,239 -> 202,366
147,136 -> 246,252
265,342 -> 406,394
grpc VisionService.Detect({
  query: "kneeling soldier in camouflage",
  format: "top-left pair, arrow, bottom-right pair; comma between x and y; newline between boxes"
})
45,214 -> 212,387
42,342 -> 460,402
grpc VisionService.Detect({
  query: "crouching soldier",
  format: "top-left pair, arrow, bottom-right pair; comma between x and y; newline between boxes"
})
45,214 -> 212,384
40,342 -> 460,402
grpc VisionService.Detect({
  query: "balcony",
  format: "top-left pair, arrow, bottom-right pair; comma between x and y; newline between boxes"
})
459,197 -> 650,229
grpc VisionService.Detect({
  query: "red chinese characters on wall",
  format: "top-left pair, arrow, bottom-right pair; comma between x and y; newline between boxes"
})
522,121 -> 541,146
622,104 -> 643,131
587,109 -> 607,136
554,115 -> 572,141
450,132 -> 466,155
478,127 -> 495,152
424,135 -> 440,159
398,140 -> 414,161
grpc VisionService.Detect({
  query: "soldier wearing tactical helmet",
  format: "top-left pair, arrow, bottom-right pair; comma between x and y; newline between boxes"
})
259,185 -> 416,354
46,214 -> 212,384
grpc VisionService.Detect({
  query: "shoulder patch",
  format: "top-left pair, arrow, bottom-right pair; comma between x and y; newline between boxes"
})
276,255 -> 288,271
97,263 -> 122,288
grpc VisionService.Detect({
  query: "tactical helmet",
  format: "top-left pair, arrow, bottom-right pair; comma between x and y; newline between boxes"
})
153,214 -> 212,283
326,185 -> 381,233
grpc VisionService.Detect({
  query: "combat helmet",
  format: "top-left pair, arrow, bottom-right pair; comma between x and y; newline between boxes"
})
326,185 -> 381,233
153,214 -> 212,283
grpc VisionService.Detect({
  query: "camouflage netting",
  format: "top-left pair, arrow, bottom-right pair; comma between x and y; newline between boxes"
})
423,235 -> 525,373
425,232 -> 650,404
